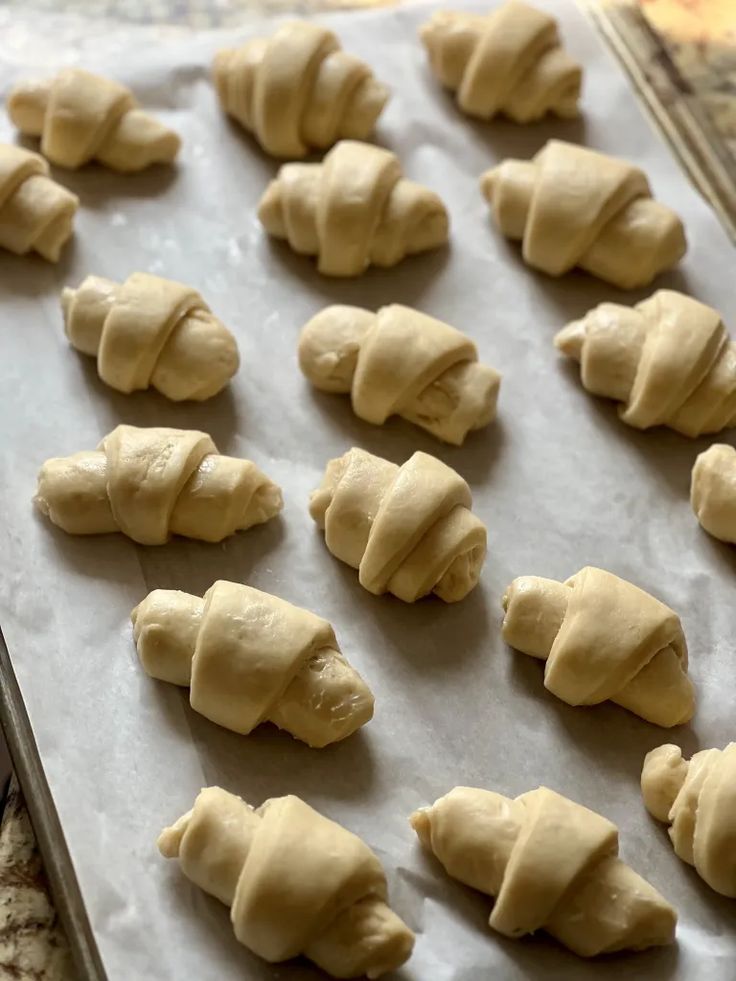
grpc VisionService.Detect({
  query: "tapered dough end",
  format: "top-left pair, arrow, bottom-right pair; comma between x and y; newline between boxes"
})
257,179 -> 285,237
501,575 -> 567,660
554,318 -> 586,360
431,523 -> 486,603
211,48 -> 233,102
342,78 -> 390,141
479,166 -> 498,203
641,744 -> 688,822
408,807 -> 431,848
16,173 -> 80,262
246,475 -> 283,526
98,109 -> 181,172
6,77 -> 51,135
131,588 -> 201,687
409,191 -> 450,256
307,896 -> 415,979
269,645 -> 375,748
614,646 -> 695,728
34,451 -> 116,535
551,854 -> 678,956
157,807 -> 195,858
151,309 -> 240,401
60,286 -> 75,324
298,305 -> 373,393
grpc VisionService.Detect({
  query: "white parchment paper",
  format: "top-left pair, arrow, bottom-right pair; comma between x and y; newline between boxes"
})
1,3 -> 735,978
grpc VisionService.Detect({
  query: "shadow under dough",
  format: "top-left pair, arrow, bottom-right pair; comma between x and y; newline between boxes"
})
259,234 -> 452,311
48,158 -> 179,207
507,644 -> 701,776
304,386 -> 506,486
70,352 -> 244,450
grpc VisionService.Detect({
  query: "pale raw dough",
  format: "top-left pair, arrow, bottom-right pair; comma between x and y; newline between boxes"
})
502,566 -> 694,726
0,143 -> 78,261
309,447 -> 486,602
691,444 -> 736,543
298,303 -> 501,445
480,139 -> 686,288
641,744 -> 736,897
410,785 -> 677,956
213,21 -> 388,158
420,0 -> 581,122
132,580 -> 374,747
556,290 -> 736,436
35,425 -> 282,545
258,139 -> 449,277
158,787 -> 415,978
62,272 -> 239,401
7,68 -> 180,171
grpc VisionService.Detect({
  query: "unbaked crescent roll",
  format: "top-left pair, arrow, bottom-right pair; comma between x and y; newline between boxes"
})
258,140 -> 449,277
641,743 -> 736,897
411,785 -> 677,956
159,787 -> 415,978
502,566 -> 694,726
62,273 -> 239,401
691,444 -> 736,543
556,291 -> 736,437
7,68 -> 180,172
480,139 -> 686,289
214,21 -> 389,158
0,144 -> 78,261
132,580 -> 374,747
35,425 -> 282,545
420,1 -> 582,122
310,447 -> 486,603
298,304 -> 501,445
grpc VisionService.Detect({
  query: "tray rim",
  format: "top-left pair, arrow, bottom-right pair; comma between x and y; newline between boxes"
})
0,626 -> 107,981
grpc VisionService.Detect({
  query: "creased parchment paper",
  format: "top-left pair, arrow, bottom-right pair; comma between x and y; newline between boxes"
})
0,2 -> 735,978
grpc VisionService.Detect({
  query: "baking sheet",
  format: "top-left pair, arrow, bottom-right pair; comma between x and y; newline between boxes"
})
1,2 -> 735,978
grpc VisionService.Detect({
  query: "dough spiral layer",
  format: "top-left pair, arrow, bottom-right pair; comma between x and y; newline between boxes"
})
309,447 -> 486,602
158,787 -> 415,978
481,139 -> 686,288
502,566 -> 694,726
8,68 -> 180,171
132,580 -> 374,747
298,303 -> 500,444
0,144 -> 78,261
420,0 -> 582,122
62,273 -> 239,401
214,21 -> 388,158
411,785 -> 677,956
258,140 -> 449,276
35,425 -> 282,545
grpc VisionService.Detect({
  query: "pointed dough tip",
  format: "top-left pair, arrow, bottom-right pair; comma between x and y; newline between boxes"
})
553,319 -> 585,359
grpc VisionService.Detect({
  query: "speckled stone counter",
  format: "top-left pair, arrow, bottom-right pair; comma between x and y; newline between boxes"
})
0,1 -> 734,978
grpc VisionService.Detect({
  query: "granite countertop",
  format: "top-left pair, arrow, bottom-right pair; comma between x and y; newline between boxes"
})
0,1 -> 734,978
